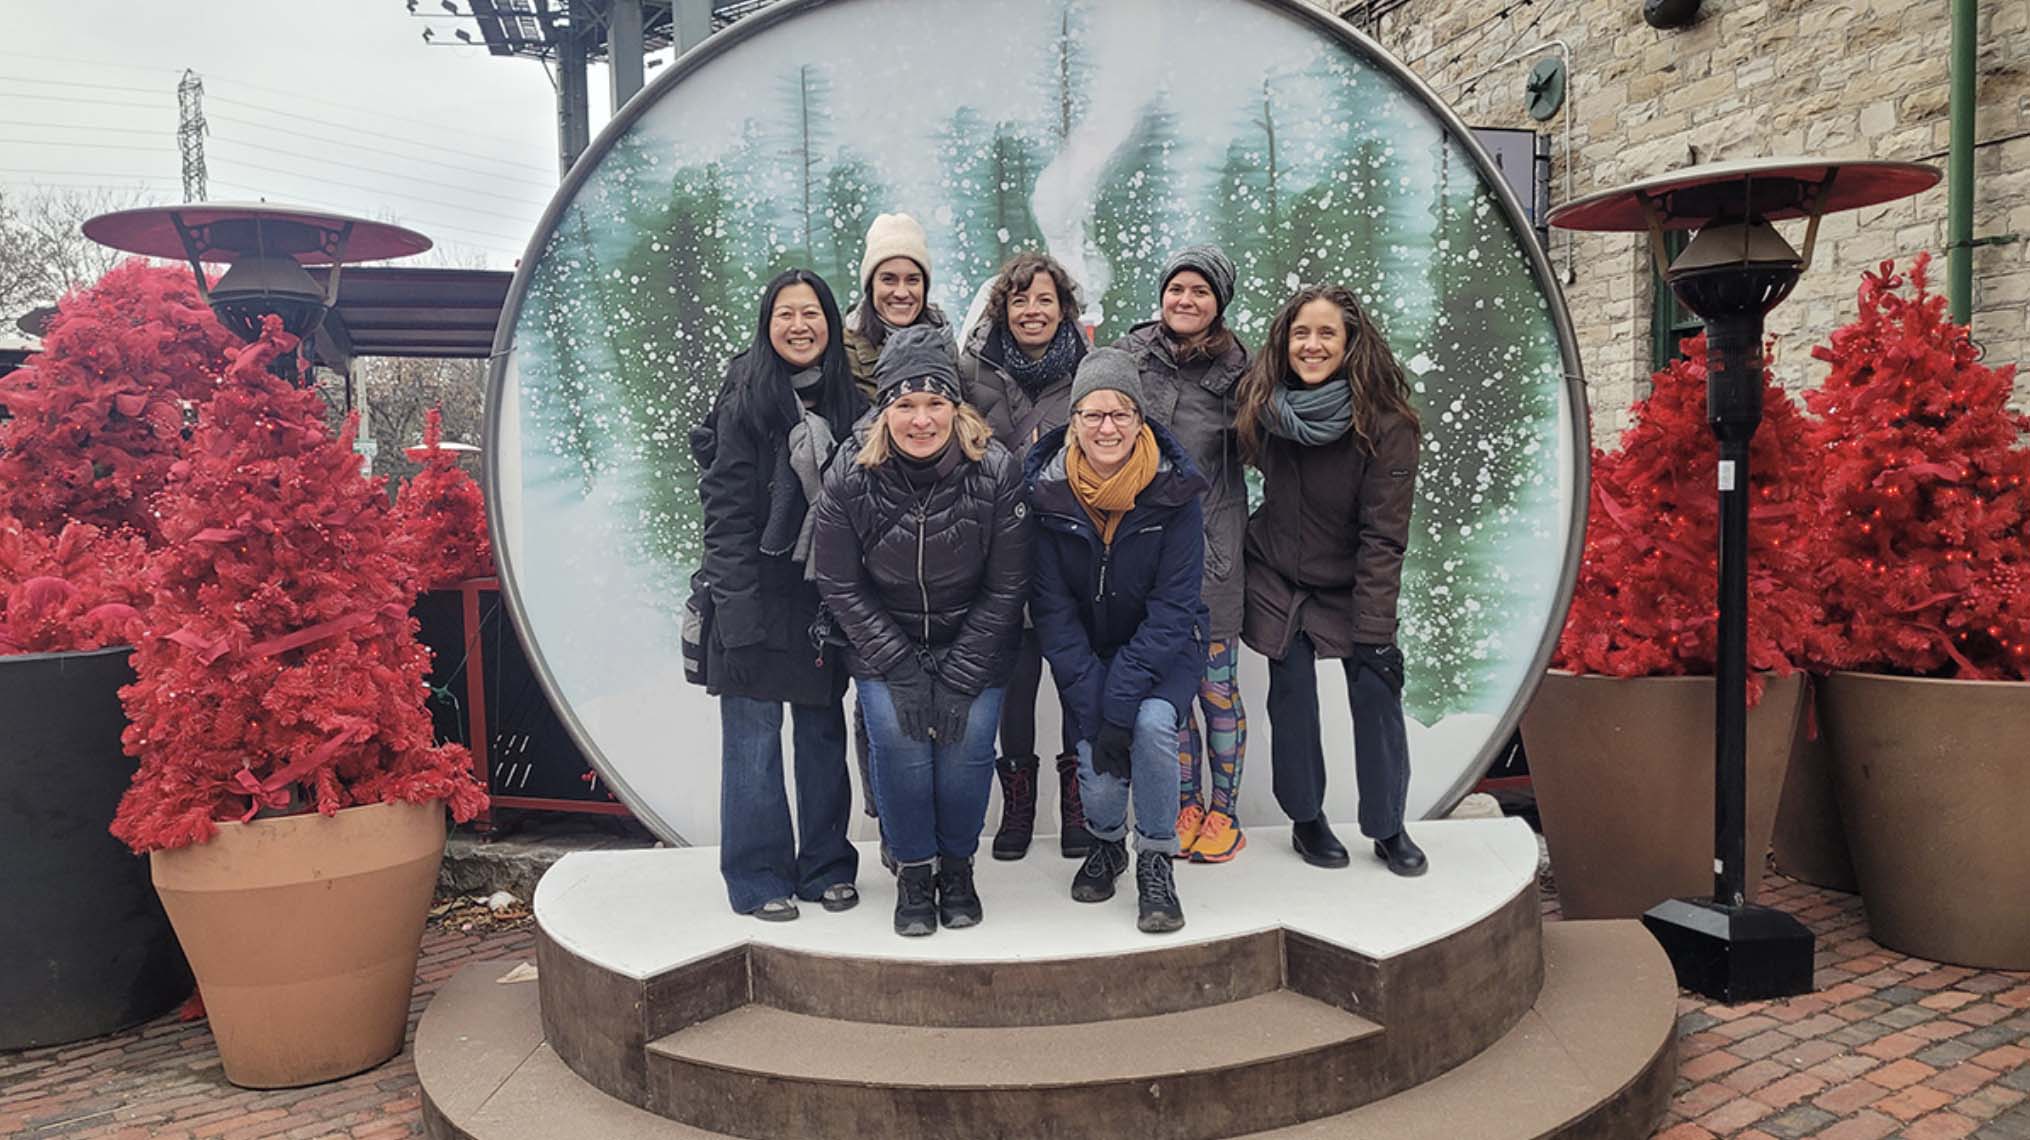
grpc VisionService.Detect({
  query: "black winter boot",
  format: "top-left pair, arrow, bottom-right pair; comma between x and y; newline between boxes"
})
992,756 -> 1039,861
894,863 -> 937,937
1136,851 -> 1185,934
1070,837 -> 1129,903
1055,752 -> 1095,858
936,856 -> 983,928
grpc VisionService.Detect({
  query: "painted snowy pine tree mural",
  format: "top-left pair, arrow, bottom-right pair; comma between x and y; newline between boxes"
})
1092,99 -> 1186,341
1399,141 -> 1562,718
1212,78 -> 1293,344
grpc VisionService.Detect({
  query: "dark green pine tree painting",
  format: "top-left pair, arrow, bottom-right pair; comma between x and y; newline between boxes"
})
1092,99 -> 1185,341
1399,141 -> 1562,719
937,110 -> 1046,296
1212,76 -> 1293,344
518,214 -> 613,496
822,146 -> 884,298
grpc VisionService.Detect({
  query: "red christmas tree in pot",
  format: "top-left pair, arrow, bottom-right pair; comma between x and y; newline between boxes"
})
1526,333 -> 1828,919
391,406 -> 493,591
111,316 -> 486,1089
1803,255 -> 2030,970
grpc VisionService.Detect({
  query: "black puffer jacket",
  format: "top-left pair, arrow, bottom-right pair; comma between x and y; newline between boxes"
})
695,366 -> 845,707
810,431 -> 1032,694
1114,321 -> 1250,639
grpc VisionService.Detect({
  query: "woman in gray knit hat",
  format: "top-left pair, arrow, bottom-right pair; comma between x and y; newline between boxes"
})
1113,244 -> 1253,865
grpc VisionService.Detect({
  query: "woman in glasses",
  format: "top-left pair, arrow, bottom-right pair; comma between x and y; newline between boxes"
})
1026,348 -> 1210,933
1236,285 -> 1426,878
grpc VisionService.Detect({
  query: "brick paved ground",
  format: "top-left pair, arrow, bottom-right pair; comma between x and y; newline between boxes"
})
2,873 -> 2026,1138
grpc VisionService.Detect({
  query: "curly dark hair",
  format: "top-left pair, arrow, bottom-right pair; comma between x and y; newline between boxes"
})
1235,284 -> 1419,464
983,252 -> 1080,333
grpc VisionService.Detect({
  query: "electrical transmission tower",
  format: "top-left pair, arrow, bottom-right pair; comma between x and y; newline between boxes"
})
177,69 -> 208,202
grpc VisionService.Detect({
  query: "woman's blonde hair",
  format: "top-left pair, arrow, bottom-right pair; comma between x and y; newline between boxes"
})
857,401 -> 994,468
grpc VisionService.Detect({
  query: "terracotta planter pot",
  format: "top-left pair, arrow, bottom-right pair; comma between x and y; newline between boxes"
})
1820,672 -> 2030,970
1771,678 -> 1858,892
0,647 -> 191,1049
1521,671 -> 1804,919
150,799 -> 447,1088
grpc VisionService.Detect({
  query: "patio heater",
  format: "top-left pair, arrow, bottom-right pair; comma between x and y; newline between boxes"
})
81,203 -> 431,384
1549,158 -> 1939,1002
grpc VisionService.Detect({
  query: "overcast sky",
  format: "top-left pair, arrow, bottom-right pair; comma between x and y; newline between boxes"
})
1,1 -> 657,268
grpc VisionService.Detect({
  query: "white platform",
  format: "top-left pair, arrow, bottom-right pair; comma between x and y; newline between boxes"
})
535,818 -> 1540,981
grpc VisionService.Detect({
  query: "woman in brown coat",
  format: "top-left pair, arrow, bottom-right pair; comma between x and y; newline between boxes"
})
1236,285 -> 1428,878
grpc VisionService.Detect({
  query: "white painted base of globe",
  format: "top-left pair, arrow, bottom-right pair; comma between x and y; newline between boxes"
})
535,817 -> 1539,981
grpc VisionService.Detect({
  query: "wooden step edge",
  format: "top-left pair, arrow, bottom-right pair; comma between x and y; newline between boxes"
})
644,988 -> 1383,1090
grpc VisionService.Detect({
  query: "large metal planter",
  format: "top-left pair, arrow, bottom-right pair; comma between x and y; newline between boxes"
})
0,647 -> 192,1050
150,800 -> 447,1087
1820,671 -> 2030,969
1521,671 -> 1804,919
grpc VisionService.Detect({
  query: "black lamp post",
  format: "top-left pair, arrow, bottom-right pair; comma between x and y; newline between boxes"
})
80,203 -> 431,384
1550,158 -> 1939,1003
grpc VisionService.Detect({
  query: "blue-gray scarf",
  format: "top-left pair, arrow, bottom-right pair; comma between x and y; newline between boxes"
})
1267,378 -> 1354,446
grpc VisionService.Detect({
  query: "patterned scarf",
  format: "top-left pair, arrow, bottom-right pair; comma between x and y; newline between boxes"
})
995,320 -> 1086,400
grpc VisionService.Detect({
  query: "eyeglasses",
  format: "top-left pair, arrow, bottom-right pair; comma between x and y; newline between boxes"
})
1073,410 -> 1139,429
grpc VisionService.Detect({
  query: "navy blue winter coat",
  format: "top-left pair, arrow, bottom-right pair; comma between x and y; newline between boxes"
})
1025,421 -> 1211,744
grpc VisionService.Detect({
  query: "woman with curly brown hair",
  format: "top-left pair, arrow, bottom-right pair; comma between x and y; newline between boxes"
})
959,251 -> 1095,863
1236,284 -> 1428,878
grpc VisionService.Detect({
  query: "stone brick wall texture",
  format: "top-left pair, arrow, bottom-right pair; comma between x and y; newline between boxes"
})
1334,0 -> 2030,437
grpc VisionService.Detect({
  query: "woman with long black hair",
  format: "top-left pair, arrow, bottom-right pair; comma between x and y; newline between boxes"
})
697,268 -> 868,920
1235,284 -> 1428,878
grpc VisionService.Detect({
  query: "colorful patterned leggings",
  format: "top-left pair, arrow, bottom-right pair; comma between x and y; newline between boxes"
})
1178,639 -> 1247,822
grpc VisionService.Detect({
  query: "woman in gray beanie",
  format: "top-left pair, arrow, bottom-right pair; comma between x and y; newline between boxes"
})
1113,244 -> 1253,865
811,325 -> 1032,937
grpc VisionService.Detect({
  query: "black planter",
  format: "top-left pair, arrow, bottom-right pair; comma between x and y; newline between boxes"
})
0,647 -> 192,1050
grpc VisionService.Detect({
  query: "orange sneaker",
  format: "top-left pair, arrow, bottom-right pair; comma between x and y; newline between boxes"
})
1189,811 -> 1245,863
1174,804 -> 1206,857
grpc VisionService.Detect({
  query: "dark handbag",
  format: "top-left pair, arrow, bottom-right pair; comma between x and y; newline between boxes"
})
682,568 -> 714,686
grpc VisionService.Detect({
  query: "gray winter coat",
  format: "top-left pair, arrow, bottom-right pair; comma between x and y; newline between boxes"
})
1113,321 -> 1250,639
959,319 -> 1083,457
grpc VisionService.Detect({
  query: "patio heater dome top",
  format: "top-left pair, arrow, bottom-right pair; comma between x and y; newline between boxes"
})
1547,157 -> 1941,233
82,203 -> 431,265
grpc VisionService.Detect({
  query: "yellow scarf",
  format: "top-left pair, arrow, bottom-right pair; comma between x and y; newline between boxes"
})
1067,424 -> 1160,546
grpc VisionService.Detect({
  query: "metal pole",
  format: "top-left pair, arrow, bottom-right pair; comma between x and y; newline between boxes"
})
673,0 -> 714,54
1947,0 -> 1976,324
608,0 -> 646,111
557,4 -> 592,177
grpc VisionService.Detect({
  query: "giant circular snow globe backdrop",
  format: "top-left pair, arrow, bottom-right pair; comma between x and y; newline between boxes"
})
488,0 -> 1585,845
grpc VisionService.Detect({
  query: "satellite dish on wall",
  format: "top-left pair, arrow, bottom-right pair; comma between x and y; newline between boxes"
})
485,0 -> 1588,847
1525,57 -> 1566,122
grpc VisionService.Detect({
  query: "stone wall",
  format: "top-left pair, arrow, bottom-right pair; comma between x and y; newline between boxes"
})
1331,0 -> 2029,436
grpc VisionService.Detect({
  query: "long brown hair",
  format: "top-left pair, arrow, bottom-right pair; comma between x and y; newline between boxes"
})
1234,285 -> 1419,464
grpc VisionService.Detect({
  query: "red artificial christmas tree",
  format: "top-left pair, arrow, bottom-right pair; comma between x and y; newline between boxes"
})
112,317 -> 486,853
0,261 -> 237,542
1805,254 -> 2030,680
391,406 -> 493,591
1556,334 -> 1831,687
0,515 -> 146,655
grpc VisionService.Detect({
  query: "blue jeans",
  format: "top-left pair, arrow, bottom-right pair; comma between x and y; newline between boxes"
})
857,681 -> 1006,865
718,695 -> 858,914
1077,697 -> 1183,855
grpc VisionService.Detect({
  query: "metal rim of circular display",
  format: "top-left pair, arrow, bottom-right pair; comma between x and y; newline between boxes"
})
1547,158 -> 1943,233
81,202 -> 433,265
483,0 -> 1592,846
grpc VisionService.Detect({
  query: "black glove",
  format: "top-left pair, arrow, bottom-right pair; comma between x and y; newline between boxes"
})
886,664 -> 936,742
718,645 -> 768,690
1093,721 -> 1134,780
931,681 -> 973,745
1352,643 -> 1406,695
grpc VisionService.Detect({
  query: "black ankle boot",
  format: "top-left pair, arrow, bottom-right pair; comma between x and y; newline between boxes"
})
992,756 -> 1038,861
894,863 -> 937,937
936,856 -> 983,928
1136,851 -> 1185,934
1070,837 -> 1129,902
1292,817 -> 1351,868
1056,752 -> 1095,858
1373,831 -> 1428,877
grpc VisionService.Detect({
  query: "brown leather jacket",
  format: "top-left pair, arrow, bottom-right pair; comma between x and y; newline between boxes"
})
1241,408 -> 1419,660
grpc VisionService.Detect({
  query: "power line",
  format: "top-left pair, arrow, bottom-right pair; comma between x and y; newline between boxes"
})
209,115 -> 556,189
1400,0 -> 1534,70
0,50 -> 182,77
0,167 -> 178,182
0,138 -> 174,153
208,97 -> 553,175
207,136 -> 553,211
205,179 -> 531,253
0,120 -> 176,137
204,76 -> 539,150
0,92 -> 170,112
201,164 -> 537,244
0,76 -> 170,98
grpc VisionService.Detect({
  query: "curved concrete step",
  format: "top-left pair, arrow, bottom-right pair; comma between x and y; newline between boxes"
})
418,921 -> 1675,1140
646,991 -> 1381,1139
